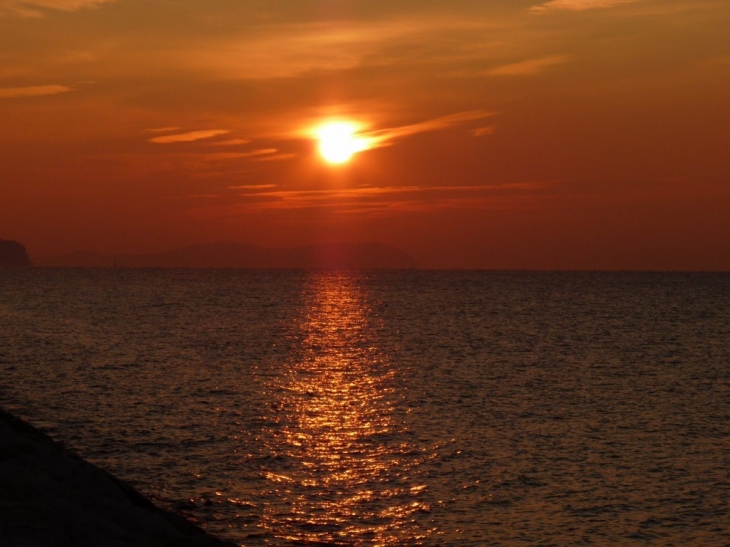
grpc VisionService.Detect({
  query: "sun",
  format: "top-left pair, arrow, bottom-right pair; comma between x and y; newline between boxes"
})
314,121 -> 370,165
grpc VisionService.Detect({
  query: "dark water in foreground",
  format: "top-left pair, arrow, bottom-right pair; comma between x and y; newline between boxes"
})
1,269 -> 729,546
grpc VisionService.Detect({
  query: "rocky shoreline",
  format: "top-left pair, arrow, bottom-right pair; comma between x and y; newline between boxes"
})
0,407 -> 237,546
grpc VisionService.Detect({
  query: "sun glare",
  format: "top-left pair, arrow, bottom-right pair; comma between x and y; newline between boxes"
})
315,121 -> 370,165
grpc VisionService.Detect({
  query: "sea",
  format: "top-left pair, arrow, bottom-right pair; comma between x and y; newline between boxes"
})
0,268 -> 728,546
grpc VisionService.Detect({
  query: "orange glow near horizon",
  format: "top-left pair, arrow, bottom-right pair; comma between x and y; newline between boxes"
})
1,1 -> 729,269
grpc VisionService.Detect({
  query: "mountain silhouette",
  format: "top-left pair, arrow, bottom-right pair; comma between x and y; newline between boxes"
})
34,242 -> 417,269
0,240 -> 32,267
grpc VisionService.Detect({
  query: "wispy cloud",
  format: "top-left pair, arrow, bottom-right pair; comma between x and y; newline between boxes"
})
0,84 -> 72,98
145,148 -> 281,166
185,18 -> 498,80
209,138 -> 252,146
198,149 -> 278,161
148,129 -> 229,144
472,126 -> 497,137
186,20 -> 423,79
165,194 -> 220,200
221,183 -> 546,214
486,55 -> 570,76
143,126 -> 182,133
253,152 -> 297,162
229,184 -> 277,190
193,177 -> 674,220
530,0 -> 640,13
93,147 -> 286,183
0,0 -> 116,17
367,110 -> 495,146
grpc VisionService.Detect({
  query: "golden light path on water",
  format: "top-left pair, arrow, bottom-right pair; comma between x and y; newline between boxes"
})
259,273 -> 431,545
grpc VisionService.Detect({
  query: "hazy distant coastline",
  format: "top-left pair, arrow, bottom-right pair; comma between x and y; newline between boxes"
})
33,241 -> 418,269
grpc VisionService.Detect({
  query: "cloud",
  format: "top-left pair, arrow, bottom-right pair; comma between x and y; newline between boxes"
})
229,184 -> 277,190
0,0 -> 116,16
186,20 -> 424,79
166,194 -> 220,200
185,18 -> 497,80
148,130 -> 229,144
0,84 -> 72,98
486,55 -> 570,76
152,148 -> 281,165
472,126 -> 497,137
529,0 -> 640,13
367,110 -> 495,146
221,183 -> 545,213
197,149 -> 279,161
209,138 -> 252,146
253,152 -> 297,162
143,127 -> 182,133
165,149 -> 283,167
189,180 -> 575,220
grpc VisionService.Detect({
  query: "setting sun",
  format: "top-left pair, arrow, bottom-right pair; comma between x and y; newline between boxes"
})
315,122 -> 370,164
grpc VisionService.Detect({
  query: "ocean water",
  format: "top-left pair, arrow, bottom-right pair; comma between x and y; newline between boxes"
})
0,268 -> 729,546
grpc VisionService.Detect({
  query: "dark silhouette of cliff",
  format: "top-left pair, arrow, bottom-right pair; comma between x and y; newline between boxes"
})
0,240 -> 32,267
34,242 -> 418,269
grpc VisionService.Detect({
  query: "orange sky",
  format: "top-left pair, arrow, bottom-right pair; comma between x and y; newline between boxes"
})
1,0 -> 729,269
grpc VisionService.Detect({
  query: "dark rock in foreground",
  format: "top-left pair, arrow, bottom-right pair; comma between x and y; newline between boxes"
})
0,408 -> 236,547
0,240 -> 32,267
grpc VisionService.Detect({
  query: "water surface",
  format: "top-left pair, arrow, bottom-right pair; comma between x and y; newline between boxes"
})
1,269 -> 728,545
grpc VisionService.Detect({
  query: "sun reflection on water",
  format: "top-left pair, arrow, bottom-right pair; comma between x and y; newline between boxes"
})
259,272 -> 430,545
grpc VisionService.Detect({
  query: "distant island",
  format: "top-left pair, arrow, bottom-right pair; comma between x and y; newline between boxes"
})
0,240 -> 32,267
33,241 -> 418,269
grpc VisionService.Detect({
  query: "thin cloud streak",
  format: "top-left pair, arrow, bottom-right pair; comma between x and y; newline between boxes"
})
209,139 -> 252,146
0,0 -> 116,16
143,127 -> 182,134
148,130 -> 230,144
232,182 -> 545,210
199,149 -> 278,161
366,110 -> 495,147
229,184 -> 278,190
191,182 -> 554,219
145,148 -> 280,163
199,178 -> 661,218
530,0 -> 641,13
0,84 -> 72,98
473,126 -> 496,137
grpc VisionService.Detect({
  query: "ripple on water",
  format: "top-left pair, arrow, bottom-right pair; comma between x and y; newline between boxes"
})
0,269 -> 729,546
